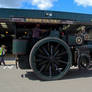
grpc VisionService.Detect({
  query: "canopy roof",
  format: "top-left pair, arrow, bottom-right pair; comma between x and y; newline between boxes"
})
0,8 -> 92,23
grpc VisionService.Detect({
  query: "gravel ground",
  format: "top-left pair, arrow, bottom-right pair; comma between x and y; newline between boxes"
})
0,65 -> 92,92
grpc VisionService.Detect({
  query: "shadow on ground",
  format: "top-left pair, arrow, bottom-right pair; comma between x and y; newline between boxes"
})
22,68 -> 92,81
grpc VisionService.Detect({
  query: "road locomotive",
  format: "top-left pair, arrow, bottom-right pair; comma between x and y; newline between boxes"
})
0,8 -> 92,80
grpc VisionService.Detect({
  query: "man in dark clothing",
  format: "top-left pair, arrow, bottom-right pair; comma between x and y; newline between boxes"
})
32,24 -> 41,39
32,24 -> 47,45
32,24 -> 41,44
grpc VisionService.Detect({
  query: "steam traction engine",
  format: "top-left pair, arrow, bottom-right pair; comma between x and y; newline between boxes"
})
1,8 -> 91,81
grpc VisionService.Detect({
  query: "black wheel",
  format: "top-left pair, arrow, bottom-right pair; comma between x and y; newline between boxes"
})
78,54 -> 90,70
29,37 -> 72,81
18,55 -> 31,69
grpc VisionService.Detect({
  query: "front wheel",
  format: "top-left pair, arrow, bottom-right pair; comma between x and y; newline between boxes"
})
29,37 -> 72,81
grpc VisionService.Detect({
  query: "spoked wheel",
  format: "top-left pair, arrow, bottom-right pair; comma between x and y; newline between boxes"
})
29,37 -> 72,81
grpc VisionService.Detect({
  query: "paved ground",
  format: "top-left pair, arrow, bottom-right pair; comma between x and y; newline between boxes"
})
0,63 -> 92,92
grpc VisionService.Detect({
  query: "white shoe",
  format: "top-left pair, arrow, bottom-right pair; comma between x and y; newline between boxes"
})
8,66 -> 14,69
3,66 -> 7,69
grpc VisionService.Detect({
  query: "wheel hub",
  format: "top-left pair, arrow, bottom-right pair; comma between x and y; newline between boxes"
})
50,56 -> 54,60
49,56 -> 55,62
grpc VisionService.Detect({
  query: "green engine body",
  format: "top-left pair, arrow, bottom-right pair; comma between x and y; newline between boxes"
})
13,39 -> 28,55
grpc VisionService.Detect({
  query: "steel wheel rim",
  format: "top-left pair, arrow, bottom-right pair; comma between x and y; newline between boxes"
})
30,37 -> 72,80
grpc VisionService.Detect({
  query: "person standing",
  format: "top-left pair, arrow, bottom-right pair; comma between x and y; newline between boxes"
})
0,45 -> 6,66
32,24 -> 42,44
32,24 -> 47,44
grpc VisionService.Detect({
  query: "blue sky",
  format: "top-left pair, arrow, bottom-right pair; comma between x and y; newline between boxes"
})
52,0 -> 92,14
0,0 -> 92,14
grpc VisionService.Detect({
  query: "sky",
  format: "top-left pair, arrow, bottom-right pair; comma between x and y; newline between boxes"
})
0,0 -> 92,14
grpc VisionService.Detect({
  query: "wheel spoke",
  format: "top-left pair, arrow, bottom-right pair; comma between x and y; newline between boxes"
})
48,42 -> 50,51
56,51 -> 67,57
49,65 -> 52,77
38,55 -> 48,59
42,47 -> 50,56
45,63 -> 50,71
51,63 -> 56,71
50,45 -> 53,56
55,44 -> 60,52
39,48 -> 44,54
55,57 -> 61,60
57,60 -> 68,64
54,50 -> 59,57
38,60 -> 48,65
35,59 -> 43,62
54,60 -> 60,65
40,65 -> 46,72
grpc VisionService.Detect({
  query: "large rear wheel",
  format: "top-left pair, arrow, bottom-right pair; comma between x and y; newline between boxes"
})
29,37 -> 72,81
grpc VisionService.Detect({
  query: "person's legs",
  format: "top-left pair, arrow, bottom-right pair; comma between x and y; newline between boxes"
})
16,56 -> 18,69
0,57 -> 2,65
1,56 -> 6,66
